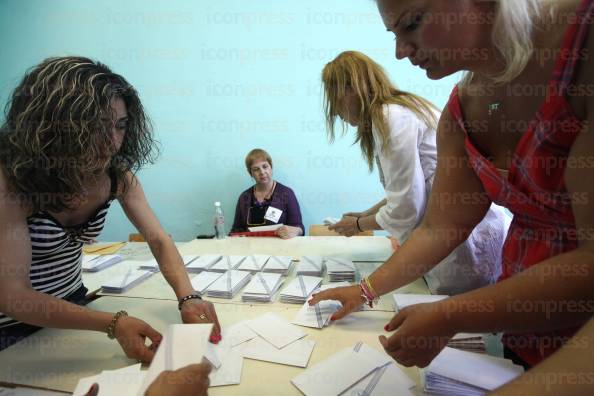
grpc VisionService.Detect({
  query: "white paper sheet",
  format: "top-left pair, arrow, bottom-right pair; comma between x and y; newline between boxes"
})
240,337 -> 315,368
246,313 -> 306,349
392,293 -> 449,311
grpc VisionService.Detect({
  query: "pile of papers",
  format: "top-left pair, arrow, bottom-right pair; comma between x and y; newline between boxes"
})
422,347 -> 524,395
325,257 -> 356,282
292,282 -> 348,328
205,270 -> 252,299
138,255 -> 199,272
82,254 -> 123,272
296,256 -> 325,277
448,333 -> 487,354
190,271 -> 223,295
210,255 -> 246,272
262,255 -> 293,275
279,275 -> 322,304
291,342 -> 415,396
241,272 -> 284,302
100,266 -> 154,293
239,313 -> 314,368
237,255 -> 270,272
186,254 -> 222,273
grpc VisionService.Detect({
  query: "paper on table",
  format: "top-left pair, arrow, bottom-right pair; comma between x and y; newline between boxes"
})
343,363 -> 415,396
100,267 -> 153,293
281,276 -> 323,298
139,255 -> 199,271
246,313 -> 306,349
210,255 -> 246,272
205,270 -> 252,298
237,254 -> 270,272
262,256 -> 293,273
138,324 -> 212,395
224,321 -> 258,347
73,364 -> 144,396
82,254 -> 123,272
242,272 -> 282,295
248,224 -> 283,232
72,374 -> 99,396
190,271 -> 223,295
392,293 -> 449,311
82,242 -> 125,254
292,282 -> 348,328
424,347 -> 524,392
240,337 -> 315,368
186,254 -> 222,272
291,342 -> 392,396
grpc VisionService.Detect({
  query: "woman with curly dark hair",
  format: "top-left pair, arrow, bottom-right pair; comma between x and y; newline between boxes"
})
0,56 -> 221,360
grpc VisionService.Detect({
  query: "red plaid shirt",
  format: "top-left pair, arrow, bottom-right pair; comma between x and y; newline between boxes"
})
447,0 -> 593,366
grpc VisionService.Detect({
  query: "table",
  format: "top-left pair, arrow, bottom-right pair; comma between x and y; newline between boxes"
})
0,297 -> 421,394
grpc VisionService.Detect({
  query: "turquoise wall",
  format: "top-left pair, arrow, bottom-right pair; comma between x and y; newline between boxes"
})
0,0 -> 459,241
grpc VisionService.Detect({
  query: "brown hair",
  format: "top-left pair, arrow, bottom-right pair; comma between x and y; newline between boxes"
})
245,148 -> 272,175
0,56 -> 159,212
322,51 -> 438,170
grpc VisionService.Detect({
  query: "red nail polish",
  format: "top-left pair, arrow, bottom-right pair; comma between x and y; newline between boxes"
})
330,316 -> 336,322
384,325 -> 390,331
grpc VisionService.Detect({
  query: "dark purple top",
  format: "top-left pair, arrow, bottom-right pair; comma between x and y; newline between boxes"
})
230,181 -> 304,234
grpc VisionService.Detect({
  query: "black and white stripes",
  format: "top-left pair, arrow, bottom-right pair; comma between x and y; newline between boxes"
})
0,201 -> 112,328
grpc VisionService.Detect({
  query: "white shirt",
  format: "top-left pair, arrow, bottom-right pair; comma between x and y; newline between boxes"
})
372,104 -> 510,295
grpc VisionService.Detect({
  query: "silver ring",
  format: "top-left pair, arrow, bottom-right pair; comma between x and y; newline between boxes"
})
199,314 -> 207,320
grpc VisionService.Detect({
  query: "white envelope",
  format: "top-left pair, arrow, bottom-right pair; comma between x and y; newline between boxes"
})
242,272 -> 282,295
344,363 -> 415,396
325,257 -> 355,272
138,324 -> 212,395
190,271 -> 223,295
100,268 -> 153,292
206,270 -> 252,294
210,255 -> 246,272
224,321 -> 258,347
246,313 -> 306,349
240,337 -> 315,368
82,254 -> 123,272
281,276 -> 323,298
186,254 -> 222,272
237,254 -> 270,272
291,343 -> 392,396
263,256 -> 293,271
73,364 -> 144,396
296,256 -> 324,273
392,294 -> 449,311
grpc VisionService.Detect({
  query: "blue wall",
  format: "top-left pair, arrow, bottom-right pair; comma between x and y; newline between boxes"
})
0,0 -> 459,241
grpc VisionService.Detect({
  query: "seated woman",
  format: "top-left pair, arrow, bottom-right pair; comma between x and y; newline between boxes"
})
0,56 -> 220,358
230,149 -> 304,239
322,51 -> 510,295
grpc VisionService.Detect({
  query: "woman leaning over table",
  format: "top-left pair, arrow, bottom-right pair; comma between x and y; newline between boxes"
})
230,148 -> 304,239
311,0 -> 594,370
321,50 -> 510,295
0,56 -> 221,361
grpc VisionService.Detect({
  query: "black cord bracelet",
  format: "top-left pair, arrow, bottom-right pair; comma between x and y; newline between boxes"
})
178,294 -> 202,310
356,217 -> 363,232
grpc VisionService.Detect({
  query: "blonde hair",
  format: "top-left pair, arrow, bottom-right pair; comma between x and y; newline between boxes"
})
245,148 -> 272,175
466,0 -> 543,85
322,51 -> 438,170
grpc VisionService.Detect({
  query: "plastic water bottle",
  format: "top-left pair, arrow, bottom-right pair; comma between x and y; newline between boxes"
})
214,201 -> 226,239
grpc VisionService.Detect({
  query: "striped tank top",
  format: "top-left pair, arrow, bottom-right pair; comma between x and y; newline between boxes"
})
0,173 -> 117,328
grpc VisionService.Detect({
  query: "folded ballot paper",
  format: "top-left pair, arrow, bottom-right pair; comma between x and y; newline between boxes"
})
73,364 -> 146,396
292,282 -> 349,328
238,313 -> 314,367
325,257 -> 357,282
280,275 -> 323,304
210,255 -> 246,272
205,270 -> 252,299
100,267 -> 154,293
344,362 -> 416,396
296,256 -> 325,277
138,324 -> 213,395
422,347 -> 524,395
241,272 -> 284,302
186,254 -> 222,273
291,342 -> 398,396
190,271 -> 223,295
237,254 -> 270,272
82,254 -> 123,272
203,326 -> 248,387
138,255 -> 199,272
262,255 -> 293,275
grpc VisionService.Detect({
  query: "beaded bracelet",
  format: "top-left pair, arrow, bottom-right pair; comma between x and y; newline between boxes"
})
107,310 -> 128,339
359,280 -> 378,308
178,294 -> 203,310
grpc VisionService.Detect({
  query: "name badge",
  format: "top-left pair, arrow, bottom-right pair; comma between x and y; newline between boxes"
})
264,206 -> 283,223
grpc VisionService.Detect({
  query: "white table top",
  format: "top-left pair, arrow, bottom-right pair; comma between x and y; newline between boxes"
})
0,297 -> 421,394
